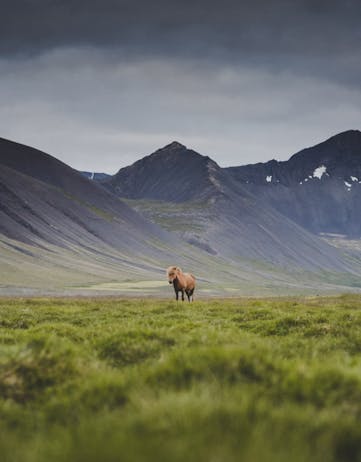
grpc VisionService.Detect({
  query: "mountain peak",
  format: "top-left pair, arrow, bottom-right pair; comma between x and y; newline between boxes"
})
159,141 -> 187,151
326,129 -> 361,146
330,129 -> 361,138
104,141 -> 225,202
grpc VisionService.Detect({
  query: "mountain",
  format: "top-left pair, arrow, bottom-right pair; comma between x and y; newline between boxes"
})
103,141 -> 223,202
81,171 -> 111,181
226,130 -> 361,237
2,135 -> 361,295
0,137 -> 225,293
102,141 -> 359,277
4,136 -> 319,296
0,137 -> 160,249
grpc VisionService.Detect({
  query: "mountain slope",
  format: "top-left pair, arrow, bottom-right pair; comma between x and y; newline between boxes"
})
4,136 -> 320,296
2,135 -> 361,295
0,138 -> 171,252
0,138 -> 230,292
226,130 -> 361,237
103,141 -> 358,274
103,141 -> 226,202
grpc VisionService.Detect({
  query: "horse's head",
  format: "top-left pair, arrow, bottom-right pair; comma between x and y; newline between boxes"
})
166,266 -> 181,284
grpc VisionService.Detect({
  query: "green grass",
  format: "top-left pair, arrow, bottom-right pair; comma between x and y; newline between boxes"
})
62,190 -> 114,222
2,295 -> 361,461
123,198 -> 210,232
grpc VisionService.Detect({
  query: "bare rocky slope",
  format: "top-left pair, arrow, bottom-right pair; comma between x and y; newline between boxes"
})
0,138 -> 232,293
103,141 -> 221,202
102,141 -> 361,276
226,130 -> 361,237
0,138 -> 166,250
2,135 -> 361,295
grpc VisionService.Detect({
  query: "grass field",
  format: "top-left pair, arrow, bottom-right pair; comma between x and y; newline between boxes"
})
2,295 -> 361,461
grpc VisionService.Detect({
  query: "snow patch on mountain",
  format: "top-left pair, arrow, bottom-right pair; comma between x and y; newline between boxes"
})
266,175 -> 272,183
313,165 -> 327,179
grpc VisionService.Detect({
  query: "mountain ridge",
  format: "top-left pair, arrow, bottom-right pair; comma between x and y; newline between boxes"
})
0,137 -> 230,292
103,141 -> 228,202
102,137 -> 359,273
226,130 -> 361,236
2,132 -> 361,294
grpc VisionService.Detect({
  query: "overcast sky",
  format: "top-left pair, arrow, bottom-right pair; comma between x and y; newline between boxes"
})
1,0 -> 360,173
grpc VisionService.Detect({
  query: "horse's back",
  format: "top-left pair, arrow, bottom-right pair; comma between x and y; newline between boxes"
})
184,272 -> 196,289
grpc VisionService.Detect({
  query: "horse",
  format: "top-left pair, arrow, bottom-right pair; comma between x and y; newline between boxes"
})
166,266 -> 196,302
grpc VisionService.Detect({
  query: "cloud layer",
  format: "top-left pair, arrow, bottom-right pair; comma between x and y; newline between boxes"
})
1,1 -> 360,171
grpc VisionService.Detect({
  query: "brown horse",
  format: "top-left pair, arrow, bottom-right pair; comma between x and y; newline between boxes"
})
166,266 -> 196,302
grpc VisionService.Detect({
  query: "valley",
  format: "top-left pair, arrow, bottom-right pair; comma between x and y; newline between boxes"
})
1,132 -> 361,295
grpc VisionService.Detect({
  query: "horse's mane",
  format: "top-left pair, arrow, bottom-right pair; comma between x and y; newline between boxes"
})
167,266 -> 182,275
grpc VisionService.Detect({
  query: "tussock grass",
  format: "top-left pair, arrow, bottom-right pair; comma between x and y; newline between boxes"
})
1,295 -> 361,461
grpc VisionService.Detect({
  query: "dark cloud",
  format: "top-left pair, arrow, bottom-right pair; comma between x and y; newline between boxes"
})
1,0 -> 360,90
1,50 -> 360,172
0,1 -> 360,171
2,0 -> 361,58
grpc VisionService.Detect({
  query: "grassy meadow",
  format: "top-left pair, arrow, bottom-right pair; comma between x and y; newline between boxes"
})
2,295 -> 361,461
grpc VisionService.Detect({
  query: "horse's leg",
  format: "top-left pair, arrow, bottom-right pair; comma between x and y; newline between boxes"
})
175,289 -> 179,301
181,290 -> 185,301
190,289 -> 194,302
186,291 -> 190,302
